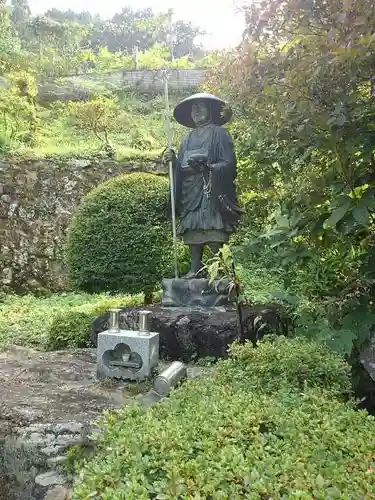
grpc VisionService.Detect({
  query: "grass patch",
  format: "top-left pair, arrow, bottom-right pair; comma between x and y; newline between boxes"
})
0,292 -> 143,349
0,90 -> 186,161
236,261 -> 285,304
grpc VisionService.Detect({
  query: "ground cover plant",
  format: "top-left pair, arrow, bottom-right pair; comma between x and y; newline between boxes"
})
71,337 -> 375,499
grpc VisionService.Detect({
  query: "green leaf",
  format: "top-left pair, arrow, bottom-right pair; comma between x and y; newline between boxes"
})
333,114 -> 347,126
262,229 -> 287,238
315,474 -> 325,488
349,184 -> 369,199
270,238 -> 287,249
326,328 -> 356,355
352,206 -> 369,227
275,215 -> 290,228
323,202 -> 351,229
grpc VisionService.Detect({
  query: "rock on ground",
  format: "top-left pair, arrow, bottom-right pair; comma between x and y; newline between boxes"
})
0,345 -> 211,500
0,346 -> 139,500
360,333 -> 375,383
92,306 -> 240,362
357,334 -> 375,412
44,486 -> 71,500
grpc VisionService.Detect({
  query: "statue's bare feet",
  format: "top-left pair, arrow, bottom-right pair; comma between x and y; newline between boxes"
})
182,270 -> 199,279
182,268 -> 207,279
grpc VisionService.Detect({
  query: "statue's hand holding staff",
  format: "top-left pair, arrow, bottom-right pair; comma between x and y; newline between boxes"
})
164,149 -> 176,164
189,161 -> 206,173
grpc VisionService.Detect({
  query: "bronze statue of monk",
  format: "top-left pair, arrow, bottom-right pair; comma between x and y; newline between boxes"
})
165,93 -> 242,279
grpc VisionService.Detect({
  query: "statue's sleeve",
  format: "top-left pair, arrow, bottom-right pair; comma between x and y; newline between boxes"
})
210,127 -> 237,180
210,127 -> 242,223
176,133 -> 188,167
176,143 -> 183,166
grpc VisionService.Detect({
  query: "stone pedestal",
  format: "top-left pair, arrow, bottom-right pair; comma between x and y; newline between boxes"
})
161,278 -> 233,307
92,303 -> 288,362
96,329 -> 159,381
92,306 -> 239,362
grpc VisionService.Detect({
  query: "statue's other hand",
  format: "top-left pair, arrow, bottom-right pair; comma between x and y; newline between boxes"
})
189,154 -> 208,165
164,149 -> 176,164
188,158 -> 208,173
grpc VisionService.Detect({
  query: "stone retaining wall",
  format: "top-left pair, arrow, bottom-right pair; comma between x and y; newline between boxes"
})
38,68 -> 207,103
0,158 -> 166,294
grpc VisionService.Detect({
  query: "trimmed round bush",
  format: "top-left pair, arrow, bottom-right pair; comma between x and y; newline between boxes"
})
66,173 -> 172,300
72,338 -> 375,499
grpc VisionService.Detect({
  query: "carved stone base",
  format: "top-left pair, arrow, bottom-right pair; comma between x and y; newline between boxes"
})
161,278 -> 233,307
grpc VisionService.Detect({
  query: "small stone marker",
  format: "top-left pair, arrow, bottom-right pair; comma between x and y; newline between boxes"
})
97,309 -> 159,381
35,471 -> 67,487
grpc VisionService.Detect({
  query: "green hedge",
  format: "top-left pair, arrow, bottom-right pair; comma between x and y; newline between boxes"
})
47,311 -> 93,350
72,338 -> 375,499
66,173 -> 172,300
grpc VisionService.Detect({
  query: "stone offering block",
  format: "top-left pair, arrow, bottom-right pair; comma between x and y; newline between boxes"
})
161,278 -> 233,307
96,329 -> 159,381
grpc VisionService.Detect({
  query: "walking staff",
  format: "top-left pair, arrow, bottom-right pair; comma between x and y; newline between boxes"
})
162,69 -> 179,278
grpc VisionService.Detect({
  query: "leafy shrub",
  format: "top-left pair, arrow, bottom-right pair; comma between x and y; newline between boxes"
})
233,238 -> 375,355
72,339 -> 375,499
68,96 -> 120,147
216,336 -> 351,397
45,292 -> 144,350
66,173 -> 172,301
236,262 -> 284,304
205,0 -> 375,357
0,70 -> 39,148
138,44 -> 173,69
46,311 -> 93,350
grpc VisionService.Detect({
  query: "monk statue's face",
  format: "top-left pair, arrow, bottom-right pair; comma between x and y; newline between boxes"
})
191,101 -> 211,126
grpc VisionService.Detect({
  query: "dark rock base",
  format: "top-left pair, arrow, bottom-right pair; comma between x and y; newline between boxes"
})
92,306 -> 240,362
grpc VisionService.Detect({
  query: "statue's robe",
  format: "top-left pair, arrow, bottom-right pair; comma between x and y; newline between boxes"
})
170,123 -> 242,245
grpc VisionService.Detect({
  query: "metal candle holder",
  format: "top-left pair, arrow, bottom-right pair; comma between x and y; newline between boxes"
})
153,361 -> 187,396
138,310 -> 152,336
108,309 -> 121,332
